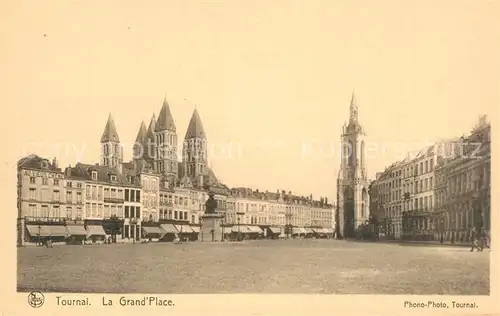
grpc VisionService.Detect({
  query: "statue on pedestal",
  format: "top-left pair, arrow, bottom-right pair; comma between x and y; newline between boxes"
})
205,192 -> 218,214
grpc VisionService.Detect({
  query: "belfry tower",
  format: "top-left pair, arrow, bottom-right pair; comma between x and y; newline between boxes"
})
336,92 -> 370,238
100,113 -> 123,168
182,108 -> 208,188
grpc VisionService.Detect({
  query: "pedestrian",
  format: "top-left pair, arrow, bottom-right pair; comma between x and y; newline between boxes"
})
470,227 -> 481,252
481,228 -> 490,250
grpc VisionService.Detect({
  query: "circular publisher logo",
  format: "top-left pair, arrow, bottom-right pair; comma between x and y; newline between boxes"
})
28,291 -> 45,308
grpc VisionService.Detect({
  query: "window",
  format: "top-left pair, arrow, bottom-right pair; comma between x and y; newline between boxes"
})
30,177 -> 36,184
125,189 -> 129,201
67,181 -> 72,188
54,179 -> 60,186
174,211 -> 178,219
76,192 -> 82,202
111,175 -> 117,181
77,183 -> 82,188
29,204 -> 37,217
66,206 -> 72,219
29,188 -> 36,200
53,190 -> 60,201
135,190 -> 140,202
41,205 -> 49,217
136,207 -> 141,218
125,206 -> 129,218
92,171 -> 97,180
42,178 -> 48,185
111,189 -> 116,198
66,191 -> 72,202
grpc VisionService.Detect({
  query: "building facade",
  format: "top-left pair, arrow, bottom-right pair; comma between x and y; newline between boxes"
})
434,116 -> 491,243
17,97 -> 335,245
336,93 -> 370,238
370,116 -> 490,242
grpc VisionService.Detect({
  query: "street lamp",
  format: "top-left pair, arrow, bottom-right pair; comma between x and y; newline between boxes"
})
38,224 -> 41,247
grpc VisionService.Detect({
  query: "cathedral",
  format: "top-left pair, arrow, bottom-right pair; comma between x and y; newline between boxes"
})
336,93 -> 370,238
100,97 -> 227,193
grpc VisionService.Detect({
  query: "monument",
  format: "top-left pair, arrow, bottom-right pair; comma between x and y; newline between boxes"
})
200,192 -> 224,242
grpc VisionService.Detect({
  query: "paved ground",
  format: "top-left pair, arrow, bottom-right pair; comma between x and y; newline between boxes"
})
17,239 -> 489,294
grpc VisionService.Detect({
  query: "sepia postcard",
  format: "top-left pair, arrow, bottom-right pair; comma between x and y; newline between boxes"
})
1,0 -> 498,315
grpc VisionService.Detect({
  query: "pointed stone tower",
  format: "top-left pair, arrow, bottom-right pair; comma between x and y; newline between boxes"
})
336,92 -> 370,238
100,113 -> 122,167
144,114 -> 157,167
154,97 -> 178,178
183,108 -> 207,187
133,121 -> 147,160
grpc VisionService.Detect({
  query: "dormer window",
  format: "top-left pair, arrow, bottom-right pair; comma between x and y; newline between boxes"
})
110,175 -> 117,181
92,171 -> 97,180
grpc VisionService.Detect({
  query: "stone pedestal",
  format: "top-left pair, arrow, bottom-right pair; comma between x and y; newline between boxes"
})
201,214 -> 224,242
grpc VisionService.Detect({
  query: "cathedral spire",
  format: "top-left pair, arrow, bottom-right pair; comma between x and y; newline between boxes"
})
100,113 -> 120,143
156,97 -> 176,132
185,108 -> 206,139
349,90 -> 358,123
135,121 -> 147,144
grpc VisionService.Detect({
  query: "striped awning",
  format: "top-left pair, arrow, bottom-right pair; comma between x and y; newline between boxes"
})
142,226 -> 163,236
66,225 -> 87,236
268,226 -> 281,234
160,224 -> 177,234
86,225 -> 107,237
246,226 -> 263,233
174,224 -> 194,233
312,228 -> 324,234
189,225 -> 200,233
26,225 -> 67,237
231,225 -> 250,233
292,227 -> 307,235
304,228 -> 314,234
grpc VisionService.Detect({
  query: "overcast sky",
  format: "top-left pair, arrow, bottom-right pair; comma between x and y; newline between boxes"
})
2,0 -> 498,202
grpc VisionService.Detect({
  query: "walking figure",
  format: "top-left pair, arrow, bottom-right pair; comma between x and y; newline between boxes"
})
470,227 -> 482,252
480,228 -> 490,250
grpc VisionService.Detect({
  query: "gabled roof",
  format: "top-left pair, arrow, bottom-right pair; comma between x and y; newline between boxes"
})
17,154 -> 61,172
185,109 -> 206,139
65,163 -> 140,187
155,98 -> 176,132
100,113 -> 120,143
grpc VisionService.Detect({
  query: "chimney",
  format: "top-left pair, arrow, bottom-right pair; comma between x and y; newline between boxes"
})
117,163 -> 122,174
52,157 -> 58,168
65,166 -> 71,177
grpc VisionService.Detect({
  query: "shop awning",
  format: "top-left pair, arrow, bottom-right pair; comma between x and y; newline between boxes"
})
292,227 -> 306,235
26,225 -> 67,237
142,226 -> 164,236
86,225 -> 107,237
221,226 -> 232,233
174,224 -> 194,233
304,228 -> 314,234
246,226 -> 263,233
323,228 -> 334,233
66,225 -> 87,236
231,225 -> 250,233
312,228 -> 324,234
189,225 -> 200,233
160,224 -> 177,234
269,226 -> 281,234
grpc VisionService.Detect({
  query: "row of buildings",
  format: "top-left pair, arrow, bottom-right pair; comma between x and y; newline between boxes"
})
369,115 -> 491,242
17,98 -> 334,245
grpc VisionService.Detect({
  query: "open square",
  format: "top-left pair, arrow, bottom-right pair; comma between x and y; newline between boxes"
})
17,239 -> 489,294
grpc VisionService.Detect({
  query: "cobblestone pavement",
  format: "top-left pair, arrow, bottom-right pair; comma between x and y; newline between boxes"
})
17,239 -> 489,294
